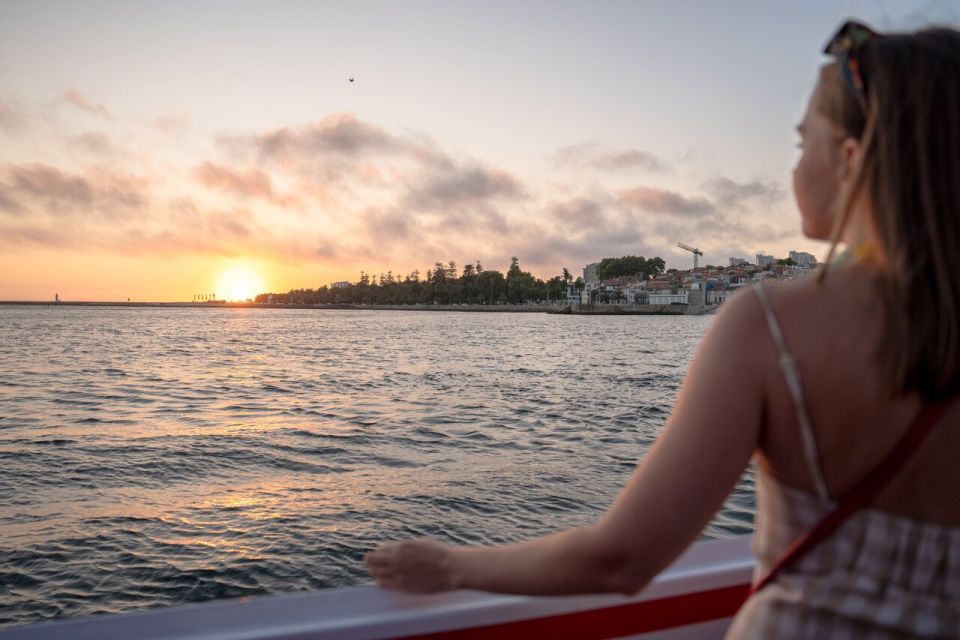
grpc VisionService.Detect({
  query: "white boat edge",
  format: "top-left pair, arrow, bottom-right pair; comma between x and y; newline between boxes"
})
0,535 -> 754,640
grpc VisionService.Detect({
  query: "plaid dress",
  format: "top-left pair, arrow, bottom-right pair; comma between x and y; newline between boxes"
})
726,285 -> 960,638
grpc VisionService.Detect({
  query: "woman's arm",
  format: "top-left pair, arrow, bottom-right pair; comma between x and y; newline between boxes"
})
366,289 -> 767,595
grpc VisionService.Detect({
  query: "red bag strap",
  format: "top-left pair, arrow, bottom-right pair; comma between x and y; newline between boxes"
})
750,397 -> 953,595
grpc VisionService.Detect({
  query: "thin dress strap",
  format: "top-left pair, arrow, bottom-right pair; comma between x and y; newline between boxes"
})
754,283 -> 831,503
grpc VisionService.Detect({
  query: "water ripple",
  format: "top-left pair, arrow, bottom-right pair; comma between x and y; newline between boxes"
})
0,306 -> 748,630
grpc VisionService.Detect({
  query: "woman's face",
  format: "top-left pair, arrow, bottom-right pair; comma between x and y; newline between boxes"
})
793,81 -> 846,240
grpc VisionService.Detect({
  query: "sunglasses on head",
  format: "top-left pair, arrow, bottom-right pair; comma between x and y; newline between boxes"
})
823,20 -> 878,109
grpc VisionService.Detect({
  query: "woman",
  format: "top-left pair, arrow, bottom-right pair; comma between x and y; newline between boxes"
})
367,21 -> 960,637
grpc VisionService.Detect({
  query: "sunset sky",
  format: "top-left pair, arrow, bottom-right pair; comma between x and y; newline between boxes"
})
1,1 -> 957,301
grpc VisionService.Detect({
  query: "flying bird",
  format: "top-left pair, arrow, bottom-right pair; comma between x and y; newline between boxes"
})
348,77 -> 355,82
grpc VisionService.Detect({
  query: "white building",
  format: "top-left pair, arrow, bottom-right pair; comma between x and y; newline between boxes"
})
649,291 -> 688,305
756,253 -> 775,269
789,250 -> 818,268
565,284 -> 584,304
583,263 -> 600,284
708,290 -> 731,304
621,284 -> 648,304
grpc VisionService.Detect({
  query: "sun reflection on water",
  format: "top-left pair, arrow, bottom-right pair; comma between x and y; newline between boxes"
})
1,306 -> 728,628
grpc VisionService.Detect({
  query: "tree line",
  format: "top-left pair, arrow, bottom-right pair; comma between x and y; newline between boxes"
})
596,256 -> 666,280
256,255 -> 666,306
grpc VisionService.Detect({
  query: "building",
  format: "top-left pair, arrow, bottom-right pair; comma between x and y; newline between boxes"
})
646,278 -> 675,292
649,290 -> 689,304
729,257 -> 749,267
789,250 -> 818,268
582,263 -> 600,284
708,289 -> 732,304
622,284 -> 648,304
565,283 -> 584,304
331,281 -> 351,289
756,253 -> 775,269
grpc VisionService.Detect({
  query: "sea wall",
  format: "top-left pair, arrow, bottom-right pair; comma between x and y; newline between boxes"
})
565,303 -> 693,315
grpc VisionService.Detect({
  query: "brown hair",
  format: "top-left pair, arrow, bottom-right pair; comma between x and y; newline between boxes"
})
818,26 -> 960,401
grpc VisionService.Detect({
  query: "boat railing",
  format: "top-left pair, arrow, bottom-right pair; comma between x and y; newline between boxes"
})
0,535 -> 754,640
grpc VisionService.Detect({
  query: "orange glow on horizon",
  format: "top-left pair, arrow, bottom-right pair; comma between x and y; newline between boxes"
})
0,250 -> 360,302
215,263 -> 267,302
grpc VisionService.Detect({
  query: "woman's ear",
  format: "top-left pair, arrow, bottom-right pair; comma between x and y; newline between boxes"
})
838,136 -> 862,181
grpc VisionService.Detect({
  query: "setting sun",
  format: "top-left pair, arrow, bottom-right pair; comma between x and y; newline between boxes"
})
216,265 -> 266,302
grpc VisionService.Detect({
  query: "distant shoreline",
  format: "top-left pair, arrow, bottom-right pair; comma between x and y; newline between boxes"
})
0,301 -> 709,315
0,300 -> 560,312
0,300 -> 548,311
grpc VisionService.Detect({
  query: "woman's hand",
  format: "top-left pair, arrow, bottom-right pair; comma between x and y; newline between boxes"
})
363,293 -> 764,599
365,538 -> 458,593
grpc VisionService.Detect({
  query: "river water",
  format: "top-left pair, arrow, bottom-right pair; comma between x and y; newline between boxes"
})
0,306 -> 754,629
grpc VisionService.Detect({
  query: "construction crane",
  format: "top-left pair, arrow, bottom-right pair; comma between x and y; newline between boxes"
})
678,242 -> 704,304
677,242 -> 703,272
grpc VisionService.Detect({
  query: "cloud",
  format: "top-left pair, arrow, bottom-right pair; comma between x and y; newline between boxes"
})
192,161 -> 289,205
552,142 -> 596,166
435,206 -> 510,238
249,113 -> 406,162
0,183 -> 24,214
3,163 -> 148,217
63,88 -> 110,118
216,113 -> 444,213
492,219 -> 665,276
0,197 -> 315,260
82,201 -> 252,258
702,177 -> 785,208
348,201 -> 512,267
70,131 -> 114,156
618,186 -> 716,217
215,113 -> 526,246
166,199 -> 252,239
553,142 -> 665,172
406,163 -> 524,211
475,179 -> 784,276
117,227 -> 238,258
0,223 -> 74,248
545,196 -> 606,229
642,203 -> 797,264
207,209 -> 253,239
314,237 -> 341,259
514,181 -> 795,272
362,207 -> 418,242
11,164 -> 94,207
0,99 -> 805,277
593,149 -> 664,171
478,189 -> 686,275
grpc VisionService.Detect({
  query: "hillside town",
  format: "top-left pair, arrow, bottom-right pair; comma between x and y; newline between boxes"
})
253,249 -> 819,312
569,250 -> 818,306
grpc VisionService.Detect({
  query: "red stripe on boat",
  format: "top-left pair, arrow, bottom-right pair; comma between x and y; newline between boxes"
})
395,583 -> 751,640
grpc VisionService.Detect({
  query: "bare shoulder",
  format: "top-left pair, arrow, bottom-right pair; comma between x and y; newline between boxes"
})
753,274 -> 828,312
710,279 -> 823,335
705,275 -> 868,380
701,284 -> 774,368
712,284 -> 766,327
752,267 -> 879,334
